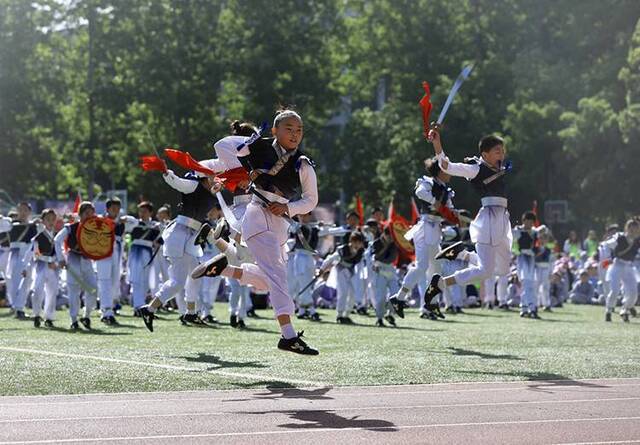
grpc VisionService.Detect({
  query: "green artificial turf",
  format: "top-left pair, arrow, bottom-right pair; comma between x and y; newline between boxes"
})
0,304 -> 638,396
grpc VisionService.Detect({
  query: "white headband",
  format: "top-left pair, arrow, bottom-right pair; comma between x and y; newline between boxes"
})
273,110 -> 302,128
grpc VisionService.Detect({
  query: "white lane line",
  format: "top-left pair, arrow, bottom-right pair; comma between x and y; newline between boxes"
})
1,397 -> 639,423
3,383 -> 640,408
555,441 -> 640,445
0,346 -> 321,387
2,377 -> 639,402
2,416 -> 640,443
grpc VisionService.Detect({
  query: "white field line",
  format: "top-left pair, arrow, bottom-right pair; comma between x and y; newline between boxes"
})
0,346 -> 322,387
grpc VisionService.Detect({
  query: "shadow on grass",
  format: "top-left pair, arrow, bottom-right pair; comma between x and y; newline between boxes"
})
309,319 -> 443,333
455,369 -> 609,392
446,347 -> 523,360
73,329 -> 132,336
176,353 -> 267,371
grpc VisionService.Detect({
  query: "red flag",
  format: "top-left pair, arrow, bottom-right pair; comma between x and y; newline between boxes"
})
436,205 -> 460,225
532,200 -> 541,227
355,194 -> 364,226
72,191 -> 82,213
410,198 -> 420,224
140,155 -> 167,173
217,167 -> 250,193
387,200 -> 415,265
164,149 -> 216,176
419,81 -> 433,138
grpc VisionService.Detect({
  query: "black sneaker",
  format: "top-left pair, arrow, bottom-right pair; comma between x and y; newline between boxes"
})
203,315 -> 218,324
431,305 -> 445,319
246,309 -> 257,318
191,254 -> 228,279
139,306 -> 155,332
133,309 -> 142,318
230,314 -> 238,328
419,312 -> 431,319
237,319 -> 246,329
519,311 -> 528,318
530,311 -> 540,319
435,241 -> 466,261
183,313 -> 205,325
605,312 -> 612,322
621,313 -> 630,323
455,306 -> 463,314
297,311 -> 310,320
277,331 -> 319,355
424,274 -> 443,308
310,312 -> 322,322
194,223 -> 212,246
375,318 -> 385,327
179,314 -> 188,326
15,310 -> 27,320
44,319 -> 54,328
101,316 -> 119,326
70,321 -> 80,331
421,311 -> 438,320
445,306 -> 455,314
356,307 -> 368,316
630,307 -> 637,318
384,314 -> 396,327
389,297 -> 407,319
79,317 -> 91,330
499,304 -> 510,310
33,316 -> 42,328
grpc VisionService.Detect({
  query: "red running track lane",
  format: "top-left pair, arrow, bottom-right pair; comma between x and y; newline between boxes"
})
1,378 -> 639,445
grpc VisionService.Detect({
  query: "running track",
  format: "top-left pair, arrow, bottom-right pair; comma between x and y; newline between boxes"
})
1,378 -> 639,444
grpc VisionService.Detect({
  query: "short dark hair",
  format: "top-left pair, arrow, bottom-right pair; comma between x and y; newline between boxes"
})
41,208 -> 56,219
424,157 -> 441,177
137,201 -> 154,212
346,211 -> 359,220
78,201 -> 94,217
349,231 -> 366,244
522,211 -> 537,222
106,197 -> 122,209
478,134 -> 504,153
17,201 -> 32,211
371,207 -> 383,215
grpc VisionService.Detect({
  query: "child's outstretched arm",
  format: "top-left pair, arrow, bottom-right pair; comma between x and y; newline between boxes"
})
429,130 -> 479,180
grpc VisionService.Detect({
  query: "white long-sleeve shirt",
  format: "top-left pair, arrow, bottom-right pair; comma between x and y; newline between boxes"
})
54,225 -> 71,262
162,170 -> 200,194
437,152 -> 481,180
0,216 -> 12,233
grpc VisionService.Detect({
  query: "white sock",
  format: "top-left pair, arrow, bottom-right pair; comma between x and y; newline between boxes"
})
281,323 -> 297,339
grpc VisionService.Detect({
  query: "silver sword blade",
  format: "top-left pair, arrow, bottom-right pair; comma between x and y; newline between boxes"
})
436,63 -> 474,125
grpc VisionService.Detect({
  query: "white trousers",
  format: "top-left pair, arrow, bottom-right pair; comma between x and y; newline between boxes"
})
239,202 -> 294,317
155,254 -> 199,305
453,241 -> 511,285
287,251 -> 316,308
66,254 -> 97,322
373,264 -> 398,319
198,275 -> 222,317
335,266 -> 355,317
31,262 -> 58,320
129,246 -> 152,309
483,275 -> 509,305
401,238 -> 440,301
228,277 -> 249,319
96,250 -> 120,317
536,266 -> 551,308
606,260 -> 638,314
442,259 -> 465,307
8,247 -> 30,310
